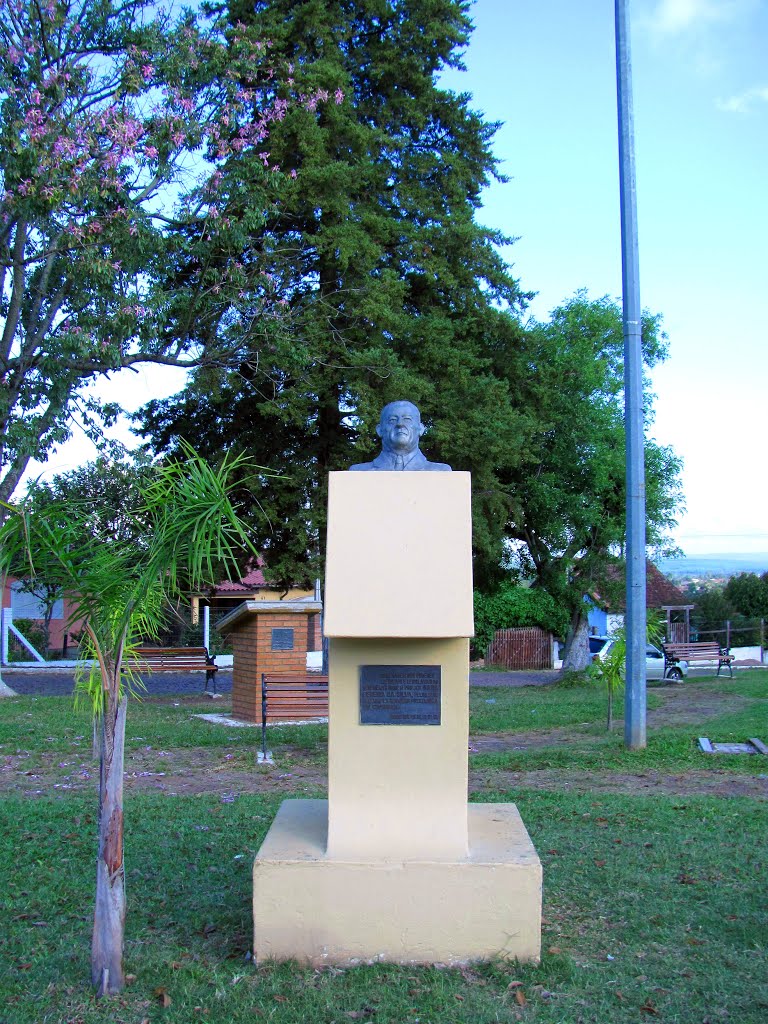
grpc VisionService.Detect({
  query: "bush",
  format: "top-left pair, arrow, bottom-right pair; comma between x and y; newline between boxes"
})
6,618 -> 48,661
473,582 -> 569,658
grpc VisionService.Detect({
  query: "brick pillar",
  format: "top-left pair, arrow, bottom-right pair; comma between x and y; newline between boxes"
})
217,601 -> 323,722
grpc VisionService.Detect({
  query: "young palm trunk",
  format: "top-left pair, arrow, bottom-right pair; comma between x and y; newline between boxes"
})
607,687 -> 614,731
92,692 -> 127,995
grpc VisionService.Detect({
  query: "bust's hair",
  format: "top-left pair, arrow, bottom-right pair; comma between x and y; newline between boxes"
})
379,400 -> 420,422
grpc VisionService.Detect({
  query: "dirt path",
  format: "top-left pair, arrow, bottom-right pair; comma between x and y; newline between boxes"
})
3,681 -> 765,801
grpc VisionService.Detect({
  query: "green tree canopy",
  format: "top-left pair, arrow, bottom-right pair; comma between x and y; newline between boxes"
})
488,293 -> 683,668
138,0 -> 529,588
23,455 -> 154,544
724,572 -> 768,620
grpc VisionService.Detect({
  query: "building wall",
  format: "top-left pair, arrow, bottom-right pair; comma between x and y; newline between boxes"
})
2,577 -> 84,656
587,605 -> 609,635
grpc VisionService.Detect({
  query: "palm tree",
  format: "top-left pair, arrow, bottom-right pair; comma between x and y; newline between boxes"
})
0,447 -> 260,995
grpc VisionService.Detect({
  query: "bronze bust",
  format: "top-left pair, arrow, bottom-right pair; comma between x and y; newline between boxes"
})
349,401 -> 451,472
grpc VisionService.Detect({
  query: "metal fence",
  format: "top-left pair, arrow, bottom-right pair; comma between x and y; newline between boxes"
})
693,618 -> 766,650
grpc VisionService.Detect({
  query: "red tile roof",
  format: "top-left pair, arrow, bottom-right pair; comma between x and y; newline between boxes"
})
214,565 -> 269,593
592,562 -> 691,611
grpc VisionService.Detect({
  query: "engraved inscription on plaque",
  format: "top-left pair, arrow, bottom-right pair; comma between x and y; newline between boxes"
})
359,665 -> 441,725
271,627 -> 295,651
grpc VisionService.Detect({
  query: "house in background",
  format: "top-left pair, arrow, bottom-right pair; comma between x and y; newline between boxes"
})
1,576 -> 84,661
189,562 -> 317,626
587,562 -> 694,642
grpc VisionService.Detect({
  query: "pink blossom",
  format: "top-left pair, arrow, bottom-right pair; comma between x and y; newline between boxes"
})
144,145 -> 158,159
7,45 -> 21,65
141,64 -> 154,81
335,88 -> 344,104
290,169 -> 297,179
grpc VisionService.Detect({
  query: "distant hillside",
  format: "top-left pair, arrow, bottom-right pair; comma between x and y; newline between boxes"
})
657,554 -> 768,579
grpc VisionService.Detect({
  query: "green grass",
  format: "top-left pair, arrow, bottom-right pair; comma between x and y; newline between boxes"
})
470,682 -> 663,733
0,790 -> 765,1023
0,695 -> 328,756
1,673 -> 766,1021
471,719 -> 768,775
698,670 -> 768,699
471,671 -> 768,776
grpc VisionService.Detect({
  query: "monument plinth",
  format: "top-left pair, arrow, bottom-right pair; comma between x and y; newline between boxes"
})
253,471 -> 542,965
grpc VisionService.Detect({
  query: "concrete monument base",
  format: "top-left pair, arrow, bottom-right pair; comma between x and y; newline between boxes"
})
253,798 -> 542,965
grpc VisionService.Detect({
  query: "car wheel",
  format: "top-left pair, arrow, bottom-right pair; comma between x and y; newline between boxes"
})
666,667 -> 683,682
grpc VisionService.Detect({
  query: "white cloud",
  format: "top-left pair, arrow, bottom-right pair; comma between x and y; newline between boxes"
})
645,0 -> 745,35
716,84 -> 768,112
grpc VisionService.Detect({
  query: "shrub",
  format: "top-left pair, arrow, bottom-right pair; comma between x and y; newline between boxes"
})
473,583 -> 569,658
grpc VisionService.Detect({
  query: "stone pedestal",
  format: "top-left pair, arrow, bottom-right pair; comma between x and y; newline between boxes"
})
252,472 -> 541,964
254,800 -> 541,965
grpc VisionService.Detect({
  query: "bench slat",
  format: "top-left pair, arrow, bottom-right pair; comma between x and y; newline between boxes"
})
260,674 -> 329,730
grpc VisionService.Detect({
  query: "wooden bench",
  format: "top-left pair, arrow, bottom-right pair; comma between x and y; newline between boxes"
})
260,673 -> 329,759
662,642 -> 734,678
129,646 -> 218,691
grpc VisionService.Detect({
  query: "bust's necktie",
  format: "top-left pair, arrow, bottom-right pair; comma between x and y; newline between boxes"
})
394,455 -> 406,471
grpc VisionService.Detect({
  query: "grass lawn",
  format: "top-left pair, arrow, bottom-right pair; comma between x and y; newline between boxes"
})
0,672 -> 766,1023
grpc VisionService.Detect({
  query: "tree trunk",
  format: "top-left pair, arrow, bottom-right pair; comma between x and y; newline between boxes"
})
562,609 -> 591,672
92,694 -> 127,995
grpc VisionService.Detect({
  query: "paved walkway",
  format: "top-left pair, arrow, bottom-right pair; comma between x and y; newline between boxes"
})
0,666 -> 560,697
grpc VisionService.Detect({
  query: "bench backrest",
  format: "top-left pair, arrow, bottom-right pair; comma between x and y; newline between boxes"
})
663,642 -> 725,658
132,646 -> 214,668
261,674 -> 329,722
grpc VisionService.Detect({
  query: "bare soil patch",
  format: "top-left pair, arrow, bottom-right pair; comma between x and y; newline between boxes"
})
470,767 -> 768,800
2,682 -> 764,801
470,681 -> 754,754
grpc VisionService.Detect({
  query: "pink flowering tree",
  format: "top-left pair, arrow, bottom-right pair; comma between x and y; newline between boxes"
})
0,0 -> 332,505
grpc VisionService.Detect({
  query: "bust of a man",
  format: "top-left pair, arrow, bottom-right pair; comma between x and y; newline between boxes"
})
349,400 -> 451,472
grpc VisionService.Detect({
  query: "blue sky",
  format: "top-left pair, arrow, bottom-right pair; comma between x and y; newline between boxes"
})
441,0 -> 767,555
28,0 -> 767,557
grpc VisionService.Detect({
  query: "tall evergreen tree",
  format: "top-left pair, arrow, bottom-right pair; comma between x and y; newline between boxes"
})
140,0 -> 529,586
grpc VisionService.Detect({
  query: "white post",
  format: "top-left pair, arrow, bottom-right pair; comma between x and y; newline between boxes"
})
1,607 -> 10,666
203,605 -> 210,652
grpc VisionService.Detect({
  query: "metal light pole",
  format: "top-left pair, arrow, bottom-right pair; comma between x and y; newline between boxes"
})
615,0 -> 647,748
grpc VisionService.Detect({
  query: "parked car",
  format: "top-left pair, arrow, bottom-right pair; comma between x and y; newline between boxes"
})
588,635 -> 688,681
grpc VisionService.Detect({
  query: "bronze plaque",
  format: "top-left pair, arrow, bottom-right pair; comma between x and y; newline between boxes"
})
271,627 -> 295,651
359,665 -> 441,725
